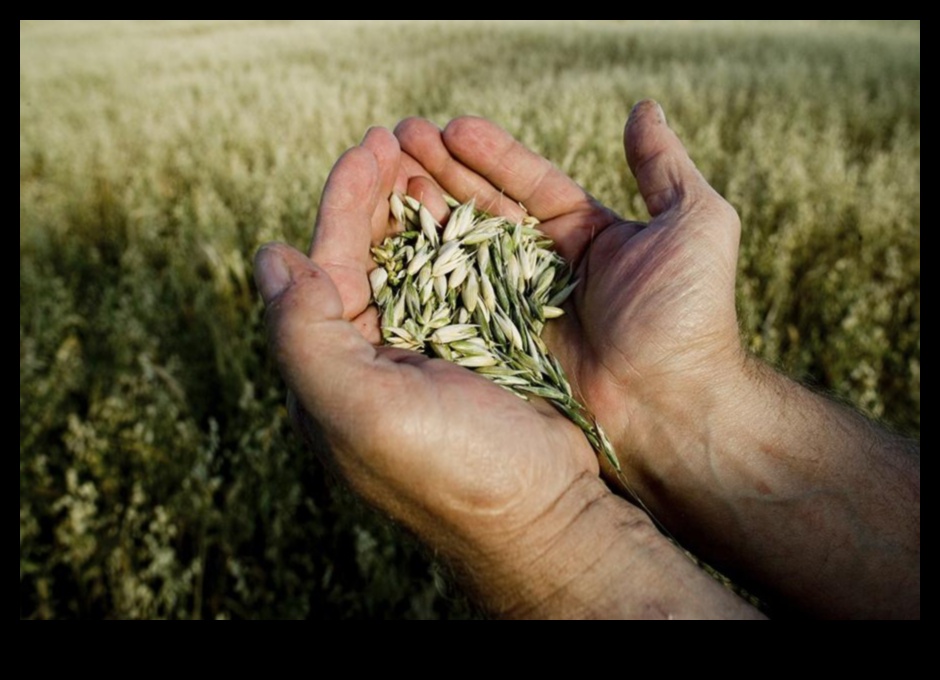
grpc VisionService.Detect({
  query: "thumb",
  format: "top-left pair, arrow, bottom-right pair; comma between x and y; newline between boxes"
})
624,99 -> 714,218
255,242 -> 376,414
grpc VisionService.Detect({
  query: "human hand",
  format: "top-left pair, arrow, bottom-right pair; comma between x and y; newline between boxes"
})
255,129 -> 632,615
394,100 -> 744,502
395,102 -> 919,618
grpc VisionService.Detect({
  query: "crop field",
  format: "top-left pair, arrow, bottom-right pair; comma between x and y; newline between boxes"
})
20,20 -> 920,618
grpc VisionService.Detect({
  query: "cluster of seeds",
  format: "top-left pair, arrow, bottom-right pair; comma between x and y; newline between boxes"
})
370,193 -> 618,471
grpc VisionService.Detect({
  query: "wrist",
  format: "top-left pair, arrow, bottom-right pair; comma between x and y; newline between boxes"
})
610,347 -> 756,499
492,473 -> 652,619
605,351 -> 786,560
441,470 -> 654,618
594,355 -> 764,612
458,470 -> 760,619
443,471 -> 629,618
614,353 -> 919,618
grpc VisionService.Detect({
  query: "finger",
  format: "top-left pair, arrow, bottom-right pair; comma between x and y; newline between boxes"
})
359,127 -> 402,244
624,99 -> 717,218
393,148 -> 445,222
442,116 -> 609,222
395,150 -> 431,194
350,304 -> 381,345
407,175 -> 451,224
309,145 -> 382,319
256,243 -> 377,418
395,117 -> 529,222
257,243 -> 479,502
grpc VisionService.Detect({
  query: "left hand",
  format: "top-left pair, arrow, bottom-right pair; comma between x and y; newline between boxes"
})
255,128 -> 615,613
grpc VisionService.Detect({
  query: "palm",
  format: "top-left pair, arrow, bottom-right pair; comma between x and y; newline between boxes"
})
273,126 -> 600,550
395,104 -> 742,476
346,353 -> 596,516
555,213 -> 739,447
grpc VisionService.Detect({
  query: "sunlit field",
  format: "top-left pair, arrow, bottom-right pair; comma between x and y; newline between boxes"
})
20,20 -> 919,619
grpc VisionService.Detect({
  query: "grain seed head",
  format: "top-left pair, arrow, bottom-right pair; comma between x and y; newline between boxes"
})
370,194 -> 619,470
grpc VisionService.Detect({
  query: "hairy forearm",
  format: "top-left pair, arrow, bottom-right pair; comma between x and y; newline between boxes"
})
449,474 -> 763,619
627,356 -> 920,618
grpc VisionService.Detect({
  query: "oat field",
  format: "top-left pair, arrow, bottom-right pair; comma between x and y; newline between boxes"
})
20,20 -> 920,619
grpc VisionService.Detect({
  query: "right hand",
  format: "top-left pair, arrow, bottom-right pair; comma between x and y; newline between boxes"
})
395,100 -> 746,497
396,101 -> 920,618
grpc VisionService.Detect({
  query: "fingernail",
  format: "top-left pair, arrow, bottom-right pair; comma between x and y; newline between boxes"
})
255,246 -> 291,304
628,101 -> 643,124
654,101 -> 667,125
629,99 -> 668,126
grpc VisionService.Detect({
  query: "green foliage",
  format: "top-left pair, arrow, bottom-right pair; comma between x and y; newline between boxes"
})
20,20 -> 919,618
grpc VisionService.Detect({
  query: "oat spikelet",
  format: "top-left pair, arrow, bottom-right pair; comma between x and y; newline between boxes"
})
370,195 -> 618,471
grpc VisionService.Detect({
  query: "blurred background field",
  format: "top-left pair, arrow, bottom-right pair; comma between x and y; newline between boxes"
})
20,20 -> 920,619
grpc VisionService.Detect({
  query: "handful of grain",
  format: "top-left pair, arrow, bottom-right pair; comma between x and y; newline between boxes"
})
370,193 -> 618,471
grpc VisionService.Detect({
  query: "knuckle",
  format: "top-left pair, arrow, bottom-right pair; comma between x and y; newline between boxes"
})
714,195 -> 741,229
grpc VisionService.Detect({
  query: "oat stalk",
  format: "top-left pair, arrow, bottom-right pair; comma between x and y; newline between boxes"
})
371,194 -> 619,471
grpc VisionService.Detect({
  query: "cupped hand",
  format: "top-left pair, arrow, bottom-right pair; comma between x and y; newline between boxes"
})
394,101 -> 746,498
254,128 -> 610,608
